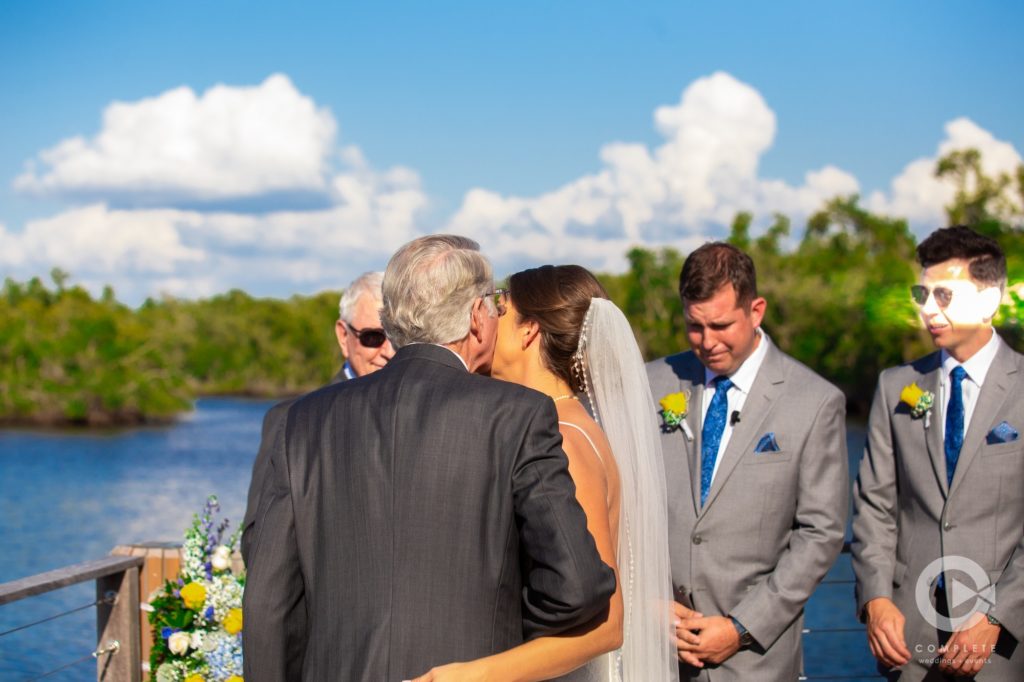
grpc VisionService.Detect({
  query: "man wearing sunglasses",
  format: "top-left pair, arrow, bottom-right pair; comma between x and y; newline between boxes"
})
333,271 -> 395,382
853,226 -> 1024,680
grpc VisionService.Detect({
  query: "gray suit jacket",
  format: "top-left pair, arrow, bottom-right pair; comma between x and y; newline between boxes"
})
242,343 -> 616,681
852,338 -> 1024,680
647,340 -> 849,681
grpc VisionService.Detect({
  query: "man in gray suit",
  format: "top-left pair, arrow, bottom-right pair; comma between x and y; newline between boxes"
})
852,226 -> 1023,680
647,242 -> 848,680
242,235 -> 615,681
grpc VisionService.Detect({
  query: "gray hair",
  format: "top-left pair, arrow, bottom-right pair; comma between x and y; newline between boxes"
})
338,271 -> 384,323
381,235 -> 494,348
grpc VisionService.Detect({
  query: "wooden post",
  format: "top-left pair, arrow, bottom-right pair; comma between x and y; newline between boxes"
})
111,542 -> 181,673
96,563 -> 141,682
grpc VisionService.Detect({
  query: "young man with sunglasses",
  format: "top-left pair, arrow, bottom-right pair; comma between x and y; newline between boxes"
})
852,225 -> 1024,680
334,271 -> 395,381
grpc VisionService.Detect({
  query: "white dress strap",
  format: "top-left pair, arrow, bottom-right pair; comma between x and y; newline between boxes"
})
558,421 -> 605,466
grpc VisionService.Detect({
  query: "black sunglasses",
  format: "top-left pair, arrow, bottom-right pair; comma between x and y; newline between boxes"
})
910,285 -> 953,309
345,322 -> 388,348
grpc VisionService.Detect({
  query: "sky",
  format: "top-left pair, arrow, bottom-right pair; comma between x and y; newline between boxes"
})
1,1 -> 1022,303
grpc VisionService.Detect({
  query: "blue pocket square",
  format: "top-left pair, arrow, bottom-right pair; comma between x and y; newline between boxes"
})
754,432 -> 780,453
987,421 -> 1019,445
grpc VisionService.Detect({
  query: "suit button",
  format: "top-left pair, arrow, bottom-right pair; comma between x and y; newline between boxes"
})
692,534 -> 703,545
943,521 -> 953,531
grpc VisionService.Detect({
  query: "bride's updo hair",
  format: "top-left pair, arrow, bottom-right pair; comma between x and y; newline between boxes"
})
508,265 -> 609,392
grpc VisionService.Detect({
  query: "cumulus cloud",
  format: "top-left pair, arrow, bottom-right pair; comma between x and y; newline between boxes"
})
446,71 -> 860,274
3,152 -> 427,301
867,117 -> 1023,231
14,74 -> 337,206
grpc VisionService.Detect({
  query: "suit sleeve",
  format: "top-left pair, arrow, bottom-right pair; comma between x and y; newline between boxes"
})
730,388 -> 849,648
513,399 -> 617,638
241,404 -> 307,682
849,374 -> 900,617
241,400 -> 289,563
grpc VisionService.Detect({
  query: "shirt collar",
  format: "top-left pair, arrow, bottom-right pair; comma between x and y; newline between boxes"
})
940,329 -> 1001,386
703,329 -> 771,393
342,362 -> 357,380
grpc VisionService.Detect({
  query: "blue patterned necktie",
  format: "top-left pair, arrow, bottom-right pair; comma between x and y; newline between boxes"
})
944,366 -> 967,487
700,376 -> 733,507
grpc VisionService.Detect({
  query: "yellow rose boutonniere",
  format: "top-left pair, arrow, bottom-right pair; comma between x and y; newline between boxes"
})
659,391 -> 689,432
900,382 -> 934,419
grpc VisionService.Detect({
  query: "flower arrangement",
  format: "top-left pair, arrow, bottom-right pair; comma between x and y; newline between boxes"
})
659,391 -> 689,432
146,495 -> 245,682
900,382 -> 934,419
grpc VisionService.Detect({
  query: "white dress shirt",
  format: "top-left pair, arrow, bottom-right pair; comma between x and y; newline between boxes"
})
702,329 -> 772,484
938,330 -> 1002,440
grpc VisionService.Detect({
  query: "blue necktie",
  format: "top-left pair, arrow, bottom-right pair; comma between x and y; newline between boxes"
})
700,377 -> 733,507
944,366 -> 967,487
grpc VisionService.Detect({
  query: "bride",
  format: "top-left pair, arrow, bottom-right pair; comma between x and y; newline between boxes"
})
412,265 -> 678,681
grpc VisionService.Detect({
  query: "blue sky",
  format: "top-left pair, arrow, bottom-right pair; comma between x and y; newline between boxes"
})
1,1 -> 1022,301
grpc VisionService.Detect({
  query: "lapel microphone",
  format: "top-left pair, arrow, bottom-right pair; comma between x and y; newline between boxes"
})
730,410 -> 741,426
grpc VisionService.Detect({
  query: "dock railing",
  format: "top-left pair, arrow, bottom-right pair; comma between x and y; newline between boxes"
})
0,554 -> 144,681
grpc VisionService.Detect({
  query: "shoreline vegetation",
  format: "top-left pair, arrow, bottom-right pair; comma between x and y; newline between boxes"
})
2,149 -> 1022,428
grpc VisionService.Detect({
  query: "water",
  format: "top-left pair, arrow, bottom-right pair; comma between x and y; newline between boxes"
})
0,399 -> 880,680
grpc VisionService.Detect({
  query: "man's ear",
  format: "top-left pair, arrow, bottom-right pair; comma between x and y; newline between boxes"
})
522,320 -> 540,351
978,286 -> 1002,321
469,297 -> 486,341
749,296 -> 767,328
335,320 -> 350,359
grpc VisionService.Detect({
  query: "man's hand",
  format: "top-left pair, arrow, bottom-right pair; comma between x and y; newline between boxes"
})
671,601 -> 704,668
938,612 -> 1000,677
864,597 -> 911,668
677,615 -> 741,665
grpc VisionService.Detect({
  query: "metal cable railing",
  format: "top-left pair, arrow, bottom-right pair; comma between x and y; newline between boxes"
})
0,555 -> 144,681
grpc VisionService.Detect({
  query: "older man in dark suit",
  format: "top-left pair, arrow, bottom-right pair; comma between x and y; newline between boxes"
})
242,235 -> 615,681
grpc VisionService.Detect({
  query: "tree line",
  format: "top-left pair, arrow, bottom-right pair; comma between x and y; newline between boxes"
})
2,149 -> 1021,425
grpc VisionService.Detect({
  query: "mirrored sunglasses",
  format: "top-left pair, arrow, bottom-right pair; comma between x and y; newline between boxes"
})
910,284 -> 953,308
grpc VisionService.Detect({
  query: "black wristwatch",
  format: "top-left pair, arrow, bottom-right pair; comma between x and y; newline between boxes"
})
730,615 -> 755,649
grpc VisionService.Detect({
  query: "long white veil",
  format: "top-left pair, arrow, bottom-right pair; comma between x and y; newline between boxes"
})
577,298 -> 678,681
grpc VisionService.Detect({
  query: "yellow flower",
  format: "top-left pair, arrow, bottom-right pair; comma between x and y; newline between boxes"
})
900,382 -> 924,408
223,607 -> 243,634
899,382 -> 934,418
185,675 -> 205,682
180,581 -> 207,610
659,392 -> 688,416
226,677 -> 244,682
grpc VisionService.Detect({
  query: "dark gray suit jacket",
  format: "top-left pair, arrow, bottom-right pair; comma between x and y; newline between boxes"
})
242,343 -> 615,681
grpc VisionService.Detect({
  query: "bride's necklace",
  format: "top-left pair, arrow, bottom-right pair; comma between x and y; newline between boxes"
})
552,394 -> 579,402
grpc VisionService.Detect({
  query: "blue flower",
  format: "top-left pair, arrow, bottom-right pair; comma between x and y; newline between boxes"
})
205,606 -> 215,620
160,626 -> 179,640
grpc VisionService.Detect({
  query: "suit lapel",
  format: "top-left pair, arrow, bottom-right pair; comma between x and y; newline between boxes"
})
920,357 -> 948,497
698,342 -> 784,518
948,341 -> 1017,499
686,375 -> 705,517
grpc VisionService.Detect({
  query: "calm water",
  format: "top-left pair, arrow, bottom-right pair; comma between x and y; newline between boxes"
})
0,398 -> 880,680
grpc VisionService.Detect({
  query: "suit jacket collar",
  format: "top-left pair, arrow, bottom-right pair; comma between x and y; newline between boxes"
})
698,339 -> 787,517
948,337 -> 1017,498
913,352 -> 950,496
392,342 -> 469,372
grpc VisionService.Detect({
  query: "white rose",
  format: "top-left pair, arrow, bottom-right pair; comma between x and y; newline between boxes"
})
167,631 -> 191,655
211,545 -> 232,572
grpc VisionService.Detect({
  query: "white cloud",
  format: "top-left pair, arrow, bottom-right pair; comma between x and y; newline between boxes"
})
14,74 -> 337,205
867,117 -> 1023,230
446,71 -> 860,274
